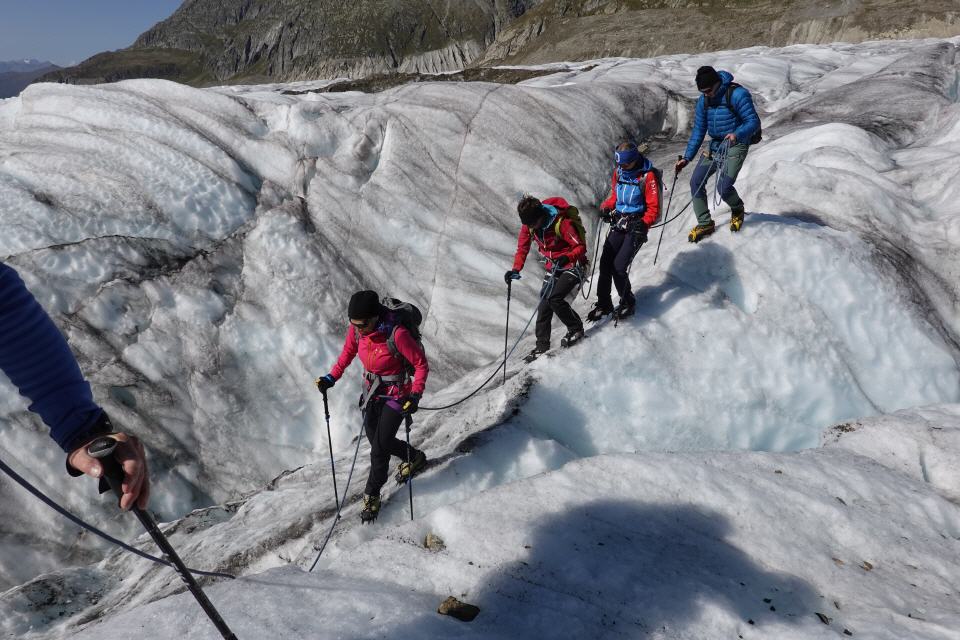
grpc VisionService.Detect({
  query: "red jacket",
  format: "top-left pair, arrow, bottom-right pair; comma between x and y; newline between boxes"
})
512,197 -> 587,272
600,168 -> 660,226
329,318 -> 428,397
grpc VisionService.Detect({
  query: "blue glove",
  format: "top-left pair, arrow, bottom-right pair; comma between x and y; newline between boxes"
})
504,270 -> 521,284
316,374 -> 335,392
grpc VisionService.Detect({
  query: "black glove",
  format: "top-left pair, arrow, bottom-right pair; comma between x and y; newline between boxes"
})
554,255 -> 570,268
635,221 -> 649,244
316,374 -> 335,392
599,207 -> 613,223
504,269 -> 521,285
401,394 -> 421,415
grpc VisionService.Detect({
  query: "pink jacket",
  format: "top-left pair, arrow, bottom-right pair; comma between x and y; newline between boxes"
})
329,318 -> 428,397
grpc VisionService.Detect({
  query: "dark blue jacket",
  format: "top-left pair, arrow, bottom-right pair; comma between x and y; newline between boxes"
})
683,70 -> 761,161
0,262 -> 103,452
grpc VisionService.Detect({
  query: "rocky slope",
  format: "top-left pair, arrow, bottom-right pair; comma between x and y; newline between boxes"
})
37,0 -> 960,87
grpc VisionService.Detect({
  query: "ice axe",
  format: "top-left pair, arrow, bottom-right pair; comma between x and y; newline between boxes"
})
87,437 -> 238,640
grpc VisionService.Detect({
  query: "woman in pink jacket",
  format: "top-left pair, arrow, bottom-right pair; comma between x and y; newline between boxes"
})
316,290 -> 429,523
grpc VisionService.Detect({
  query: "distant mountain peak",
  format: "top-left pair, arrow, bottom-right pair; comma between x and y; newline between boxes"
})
0,59 -> 55,74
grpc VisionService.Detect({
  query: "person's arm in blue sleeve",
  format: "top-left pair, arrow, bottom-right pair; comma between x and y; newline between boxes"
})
0,262 -> 149,510
731,87 -> 761,143
683,96 -> 709,161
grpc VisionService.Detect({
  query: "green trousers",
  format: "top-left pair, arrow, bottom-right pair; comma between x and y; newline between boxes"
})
690,143 -> 749,226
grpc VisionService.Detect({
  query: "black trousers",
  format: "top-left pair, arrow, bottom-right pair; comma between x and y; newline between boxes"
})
597,229 -> 644,308
363,399 -> 417,495
535,268 -> 584,350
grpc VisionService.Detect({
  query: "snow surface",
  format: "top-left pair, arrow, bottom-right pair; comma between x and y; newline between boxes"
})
0,36 -> 959,639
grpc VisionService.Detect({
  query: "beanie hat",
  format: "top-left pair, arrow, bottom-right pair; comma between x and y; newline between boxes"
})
348,290 -> 382,319
696,66 -> 721,90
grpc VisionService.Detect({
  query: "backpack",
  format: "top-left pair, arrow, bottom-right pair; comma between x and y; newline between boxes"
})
551,204 -> 587,247
551,204 -> 589,266
721,82 -> 762,145
380,297 -> 424,377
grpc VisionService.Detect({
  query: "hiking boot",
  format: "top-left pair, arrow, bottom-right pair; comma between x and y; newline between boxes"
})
395,450 -> 428,485
560,328 -> 585,348
523,346 -> 549,363
586,301 -> 614,322
730,209 -> 745,232
688,221 -> 716,243
360,493 -> 381,523
614,300 -> 636,320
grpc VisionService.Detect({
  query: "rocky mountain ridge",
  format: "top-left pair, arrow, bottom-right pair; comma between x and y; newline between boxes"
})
37,0 -> 960,87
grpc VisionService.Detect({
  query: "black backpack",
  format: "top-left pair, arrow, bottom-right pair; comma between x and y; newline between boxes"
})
721,82 -> 762,145
381,297 -> 424,376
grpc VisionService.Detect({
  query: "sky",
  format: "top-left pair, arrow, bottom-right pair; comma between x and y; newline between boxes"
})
0,1 -> 184,67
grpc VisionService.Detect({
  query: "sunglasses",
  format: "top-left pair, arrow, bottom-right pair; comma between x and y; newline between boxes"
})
350,317 -> 377,329
700,85 -> 719,96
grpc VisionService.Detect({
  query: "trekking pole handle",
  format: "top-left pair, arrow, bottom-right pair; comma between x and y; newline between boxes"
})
87,436 -> 126,505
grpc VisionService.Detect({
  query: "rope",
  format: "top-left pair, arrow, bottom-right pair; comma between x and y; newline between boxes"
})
649,145 -> 727,231
419,264 -> 561,412
653,172 -> 680,265
308,418 -> 365,571
712,140 -> 731,208
0,456 -> 235,580
578,219 -> 608,300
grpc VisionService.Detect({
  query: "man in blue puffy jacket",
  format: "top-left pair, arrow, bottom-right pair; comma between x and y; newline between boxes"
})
0,262 -> 149,510
675,66 -> 761,242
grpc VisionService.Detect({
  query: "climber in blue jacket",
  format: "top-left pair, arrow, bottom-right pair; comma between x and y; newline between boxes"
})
676,65 -> 761,242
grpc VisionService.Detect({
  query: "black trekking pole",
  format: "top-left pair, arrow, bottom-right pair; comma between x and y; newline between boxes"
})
403,415 -> 414,521
654,164 -> 681,266
87,437 -> 238,640
503,280 -> 512,385
321,390 -> 340,514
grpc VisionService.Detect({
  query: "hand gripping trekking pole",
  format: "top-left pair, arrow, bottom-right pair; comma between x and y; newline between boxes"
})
87,437 -> 238,640
503,280 -> 512,385
321,390 -> 340,514
402,413 -> 415,521
654,167 -> 681,266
